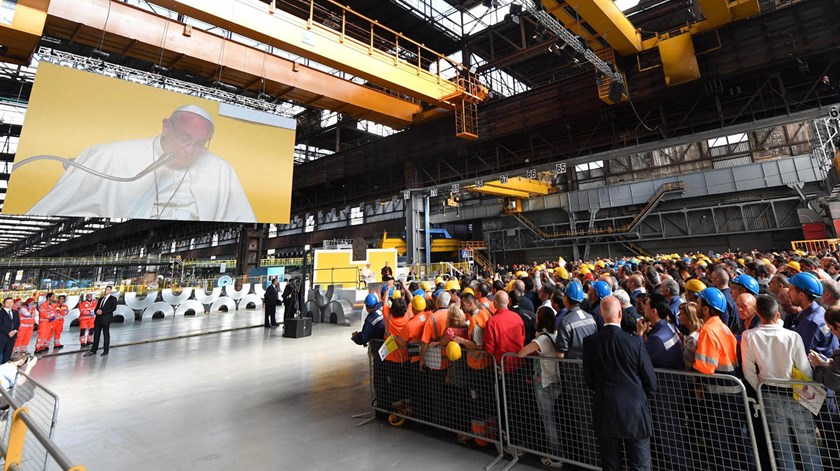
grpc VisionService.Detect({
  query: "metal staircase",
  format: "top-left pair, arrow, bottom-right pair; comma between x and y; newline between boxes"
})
505,181 -> 686,240
458,241 -> 494,273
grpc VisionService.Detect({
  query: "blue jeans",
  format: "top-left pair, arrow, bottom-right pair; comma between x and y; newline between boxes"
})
534,382 -> 562,457
764,391 -> 824,471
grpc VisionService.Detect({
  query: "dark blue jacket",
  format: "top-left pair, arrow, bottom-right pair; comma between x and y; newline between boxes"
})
583,325 -> 657,440
791,302 -> 839,358
645,320 -> 683,370
352,309 -> 384,346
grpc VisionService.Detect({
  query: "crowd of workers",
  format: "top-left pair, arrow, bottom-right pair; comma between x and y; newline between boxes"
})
352,250 -> 840,470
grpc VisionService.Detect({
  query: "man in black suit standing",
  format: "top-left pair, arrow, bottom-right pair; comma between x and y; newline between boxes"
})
84,286 -> 116,357
0,298 -> 19,363
583,295 -> 657,471
264,278 -> 280,328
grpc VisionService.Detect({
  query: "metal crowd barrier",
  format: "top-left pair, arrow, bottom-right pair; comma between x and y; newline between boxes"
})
363,344 -> 840,471
500,355 -> 762,471
366,339 -> 505,470
757,380 -> 838,471
0,372 -> 84,471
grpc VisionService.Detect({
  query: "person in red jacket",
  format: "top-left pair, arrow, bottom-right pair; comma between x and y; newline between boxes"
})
484,291 -> 525,372
77,294 -> 97,347
50,295 -> 69,350
14,298 -> 35,354
35,293 -> 55,354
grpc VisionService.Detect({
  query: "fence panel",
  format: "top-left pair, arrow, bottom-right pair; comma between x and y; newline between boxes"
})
500,354 -> 762,471
1,371 -> 60,471
500,355 -> 600,470
367,339 -> 505,470
757,380 -> 839,471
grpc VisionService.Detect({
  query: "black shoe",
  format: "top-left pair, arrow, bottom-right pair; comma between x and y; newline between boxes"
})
264,324 -> 271,328
271,323 -> 280,327
53,345 -> 64,350
83,351 -> 96,357
101,352 -> 109,356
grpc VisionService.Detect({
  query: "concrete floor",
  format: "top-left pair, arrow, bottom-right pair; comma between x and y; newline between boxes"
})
29,318 -> 544,471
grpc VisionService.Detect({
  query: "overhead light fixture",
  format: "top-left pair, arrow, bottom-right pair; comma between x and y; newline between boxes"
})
91,48 -> 110,60
151,64 -> 169,74
212,80 -> 238,93
483,0 -> 493,7
509,4 -> 522,24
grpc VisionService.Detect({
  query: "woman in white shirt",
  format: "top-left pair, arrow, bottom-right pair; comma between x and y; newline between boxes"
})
518,306 -> 563,468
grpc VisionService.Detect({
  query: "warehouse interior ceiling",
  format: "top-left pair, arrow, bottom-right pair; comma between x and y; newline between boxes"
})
0,0 -> 837,256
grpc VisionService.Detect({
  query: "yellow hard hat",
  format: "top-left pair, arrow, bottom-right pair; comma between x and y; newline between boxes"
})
434,277 -> 444,285
588,264 -> 596,271
684,279 -> 706,293
391,290 -> 401,299
579,266 -> 591,275
737,258 -> 745,266
446,341 -> 462,361
505,280 -> 516,292
761,258 -> 772,266
786,261 -> 801,273
696,260 -> 707,267
596,260 -> 606,268
462,287 -> 474,296
515,270 -> 528,279
420,281 -> 431,291
388,414 -> 406,427
411,295 -> 426,312
445,280 -> 461,291
555,267 -> 569,280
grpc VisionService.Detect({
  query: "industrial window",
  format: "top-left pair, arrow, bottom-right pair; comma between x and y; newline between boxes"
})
305,214 -> 315,233
268,224 -> 278,238
350,206 -> 364,226
575,160 -> 604,173
707,133 -> 748,148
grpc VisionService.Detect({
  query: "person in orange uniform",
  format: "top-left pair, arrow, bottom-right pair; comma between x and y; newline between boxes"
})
78,294 -> 97,347
419,291 -> 452,425
397,295 -> 432,421
14,298 -> 35,354
51,295 -> 69,350
693,287 -> 750,471
381,297 -> 411,425
35,293 -> 56,354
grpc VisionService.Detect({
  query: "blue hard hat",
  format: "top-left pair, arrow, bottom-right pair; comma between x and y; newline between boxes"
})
592,280 -> 611,299
790,272 -> 823,298
364,293 -> 379,308
564,281 -> 584,303
413,289 -> 425,297
697,287 -> 726,314
432,288 -> 443,299
617,260 -> 626,266
732,274 -> 759,296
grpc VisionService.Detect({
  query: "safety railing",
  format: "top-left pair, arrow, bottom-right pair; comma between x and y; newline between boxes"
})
410,262 -> 470,280
363,342 -> 836,471
0,371 -> 84,471
366,339 -> 505,470
757,379 -> 838,471
790,238 -> 840,254
312,267 -> 361,290
500,355 -> 762,471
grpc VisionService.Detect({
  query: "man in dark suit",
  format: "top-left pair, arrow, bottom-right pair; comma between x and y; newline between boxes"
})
264,278 -> 280,327
84,286 -> 117,357
282,278 -> 300,320
0,298 -> 19,363
583,295 -> 657,471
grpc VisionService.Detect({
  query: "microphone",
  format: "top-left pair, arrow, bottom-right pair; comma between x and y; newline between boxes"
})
11,152 -> 177,182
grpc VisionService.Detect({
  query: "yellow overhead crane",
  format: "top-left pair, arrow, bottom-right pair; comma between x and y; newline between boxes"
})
539,0 -> 761,101
140,0 -> 489,138
0,0 -> 487,138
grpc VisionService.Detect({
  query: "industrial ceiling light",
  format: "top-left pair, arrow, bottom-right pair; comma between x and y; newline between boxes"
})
91,48 -> 110,60
510,4 -> 523,24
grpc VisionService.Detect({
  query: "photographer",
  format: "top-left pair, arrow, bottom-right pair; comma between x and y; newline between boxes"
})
282,278 -> 301,320
0,352 -> 39,414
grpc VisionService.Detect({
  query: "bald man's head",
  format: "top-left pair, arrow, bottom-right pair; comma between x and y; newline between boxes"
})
513,280 -> 525,295
493,291 -> 510,311
601,295 -> 622,324
736,293 -> 757,323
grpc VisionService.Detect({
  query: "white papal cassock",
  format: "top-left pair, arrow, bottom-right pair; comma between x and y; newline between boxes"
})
26,137 -> 256,222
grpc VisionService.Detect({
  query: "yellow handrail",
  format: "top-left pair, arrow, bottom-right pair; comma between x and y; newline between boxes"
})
791,239 -> 840,254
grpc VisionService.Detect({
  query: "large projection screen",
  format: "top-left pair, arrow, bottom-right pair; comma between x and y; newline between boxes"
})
4,62 -> 295,223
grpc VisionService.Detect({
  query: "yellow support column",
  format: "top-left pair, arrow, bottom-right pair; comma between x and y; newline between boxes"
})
5,408 -> 29,471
